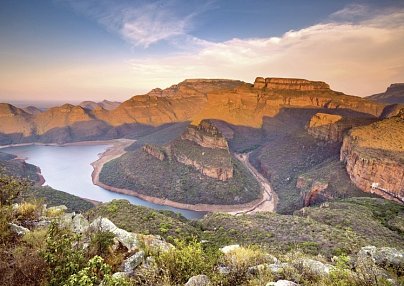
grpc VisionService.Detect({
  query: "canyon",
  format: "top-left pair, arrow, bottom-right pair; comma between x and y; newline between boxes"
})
1,77 -> 403,210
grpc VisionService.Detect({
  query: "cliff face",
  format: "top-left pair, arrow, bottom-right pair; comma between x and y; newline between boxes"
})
172,120 -> 233,181
340,116 -> 404,202
181,119 -> 229,149
142,144 -> 166,161
254,77 -> 330,91
307,113 -> 376,142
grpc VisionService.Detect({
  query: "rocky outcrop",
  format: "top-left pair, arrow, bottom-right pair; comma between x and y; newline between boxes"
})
254,77 -> 330,91
173,120 -> 233,181
296,176 -> 329,206
174,151 -> 233,181
307,112 -> 376,142
340,116 -> 404,203
182,120 -> 229,149
142,144 -> 166,161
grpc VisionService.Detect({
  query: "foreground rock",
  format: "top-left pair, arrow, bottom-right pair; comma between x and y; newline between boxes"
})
89,217 -> 140,251
266,280 -> 298,286
185,274 -> 211,286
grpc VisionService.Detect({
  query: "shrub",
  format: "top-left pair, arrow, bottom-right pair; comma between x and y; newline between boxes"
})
42,222 -> 86,286
89,230 -> 115,258
155,239 -> 220,285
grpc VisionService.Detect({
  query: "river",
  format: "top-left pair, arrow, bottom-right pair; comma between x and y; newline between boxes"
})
1,144 -> 205,219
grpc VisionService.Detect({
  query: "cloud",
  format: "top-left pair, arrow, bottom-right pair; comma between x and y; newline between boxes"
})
127,6 -> 404,97
59,0 -> 211,47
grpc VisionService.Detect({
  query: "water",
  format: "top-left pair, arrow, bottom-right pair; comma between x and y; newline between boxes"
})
1,144 -> 205,219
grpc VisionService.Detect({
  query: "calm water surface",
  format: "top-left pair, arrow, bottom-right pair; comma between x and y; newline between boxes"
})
2,144 -> 205,219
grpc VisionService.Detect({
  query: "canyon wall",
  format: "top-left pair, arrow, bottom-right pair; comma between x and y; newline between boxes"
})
307,113 -> 376,142
254,77 -> 330,91
340,115 -> 404,203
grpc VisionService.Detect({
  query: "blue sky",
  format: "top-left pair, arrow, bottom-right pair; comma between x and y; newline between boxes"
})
1,0 -> 404,104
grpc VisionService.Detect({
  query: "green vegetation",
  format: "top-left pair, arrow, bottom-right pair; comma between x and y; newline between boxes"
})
0,152 -> 42,183
86,200 -> 199,243
199,198 -> 404,258
100,149 -> 260,205
22,185 -> 94,213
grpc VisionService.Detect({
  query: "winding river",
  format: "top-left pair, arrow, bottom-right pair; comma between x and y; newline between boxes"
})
1,144 -> 205,219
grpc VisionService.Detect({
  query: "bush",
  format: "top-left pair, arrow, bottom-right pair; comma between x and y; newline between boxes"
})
42,222 -> 86,286
155,239 -> 220,285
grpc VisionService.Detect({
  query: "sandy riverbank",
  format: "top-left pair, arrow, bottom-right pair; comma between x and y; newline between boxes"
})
91,141 -> 278,214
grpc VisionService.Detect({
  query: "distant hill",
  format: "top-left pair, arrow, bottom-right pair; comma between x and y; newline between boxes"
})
79,100 -> 121,110
22,106 -> 43,115
366,83 -> 404,104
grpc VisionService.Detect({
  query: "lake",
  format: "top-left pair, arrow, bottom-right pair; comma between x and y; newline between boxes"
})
1,144 -> 205,219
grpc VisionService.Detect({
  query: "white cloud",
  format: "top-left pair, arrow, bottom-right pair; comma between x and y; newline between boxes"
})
60,0 -> 208,47
127,7 -> 404,97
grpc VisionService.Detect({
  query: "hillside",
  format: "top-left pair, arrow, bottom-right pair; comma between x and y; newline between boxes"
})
366,83 -> 404,104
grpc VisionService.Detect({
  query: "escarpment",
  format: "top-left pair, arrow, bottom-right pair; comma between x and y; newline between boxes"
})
254,77 -> 330,91
340,115 -> 404,203
173,120 -> 233,181
307,113 -> 376,142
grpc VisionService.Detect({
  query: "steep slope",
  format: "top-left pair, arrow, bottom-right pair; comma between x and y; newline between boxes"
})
340,112 -> 404,202
22,106 -> 42,115
366,83 -> 404,104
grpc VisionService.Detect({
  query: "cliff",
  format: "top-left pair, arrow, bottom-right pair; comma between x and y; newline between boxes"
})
366,83 -> 404,104
307,112 -> 376,142
340,115 -> 404,203
254,77 -> 330,91
142,144 -> 166,161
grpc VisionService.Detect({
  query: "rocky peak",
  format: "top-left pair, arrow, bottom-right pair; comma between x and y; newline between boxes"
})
0,103 -> 28,117
182,120 -> 229,149
253,77 -> 330,91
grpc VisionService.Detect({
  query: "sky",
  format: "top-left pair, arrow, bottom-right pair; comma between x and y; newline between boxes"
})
0,0 -> 403,105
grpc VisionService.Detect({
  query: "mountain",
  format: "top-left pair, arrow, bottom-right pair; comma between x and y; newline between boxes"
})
0,77 -> 387,145
366,83 -> 404,104
79,100 -> 121,111
22,106 -> 42,115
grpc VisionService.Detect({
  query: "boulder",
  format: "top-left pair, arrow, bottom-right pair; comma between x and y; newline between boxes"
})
142,234 -> 174,253
71,214 -> 89,234
249,263 -> 289,275
8,223 -> 29,236
123,251 -> 145,274
266,280 -> 298,286
220,244 -> 240,254
294,258 -> 332,277
89,217 -> 139,251
184,274 -> 211,286
358,246 -> 404,271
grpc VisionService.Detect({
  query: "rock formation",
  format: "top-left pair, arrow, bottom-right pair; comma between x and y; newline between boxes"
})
142,144 -> 166,161
340,115 -> 404,203
296,176 -> 329,206
307,112 -> 376,142
253,77 -> 330,91
181,119 -> 229,149
172,120 -> 233,181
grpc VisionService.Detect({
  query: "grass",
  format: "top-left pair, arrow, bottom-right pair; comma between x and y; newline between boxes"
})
86,199 -> 200,243
198,197 -> 404,258
21,186 -> 94,213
